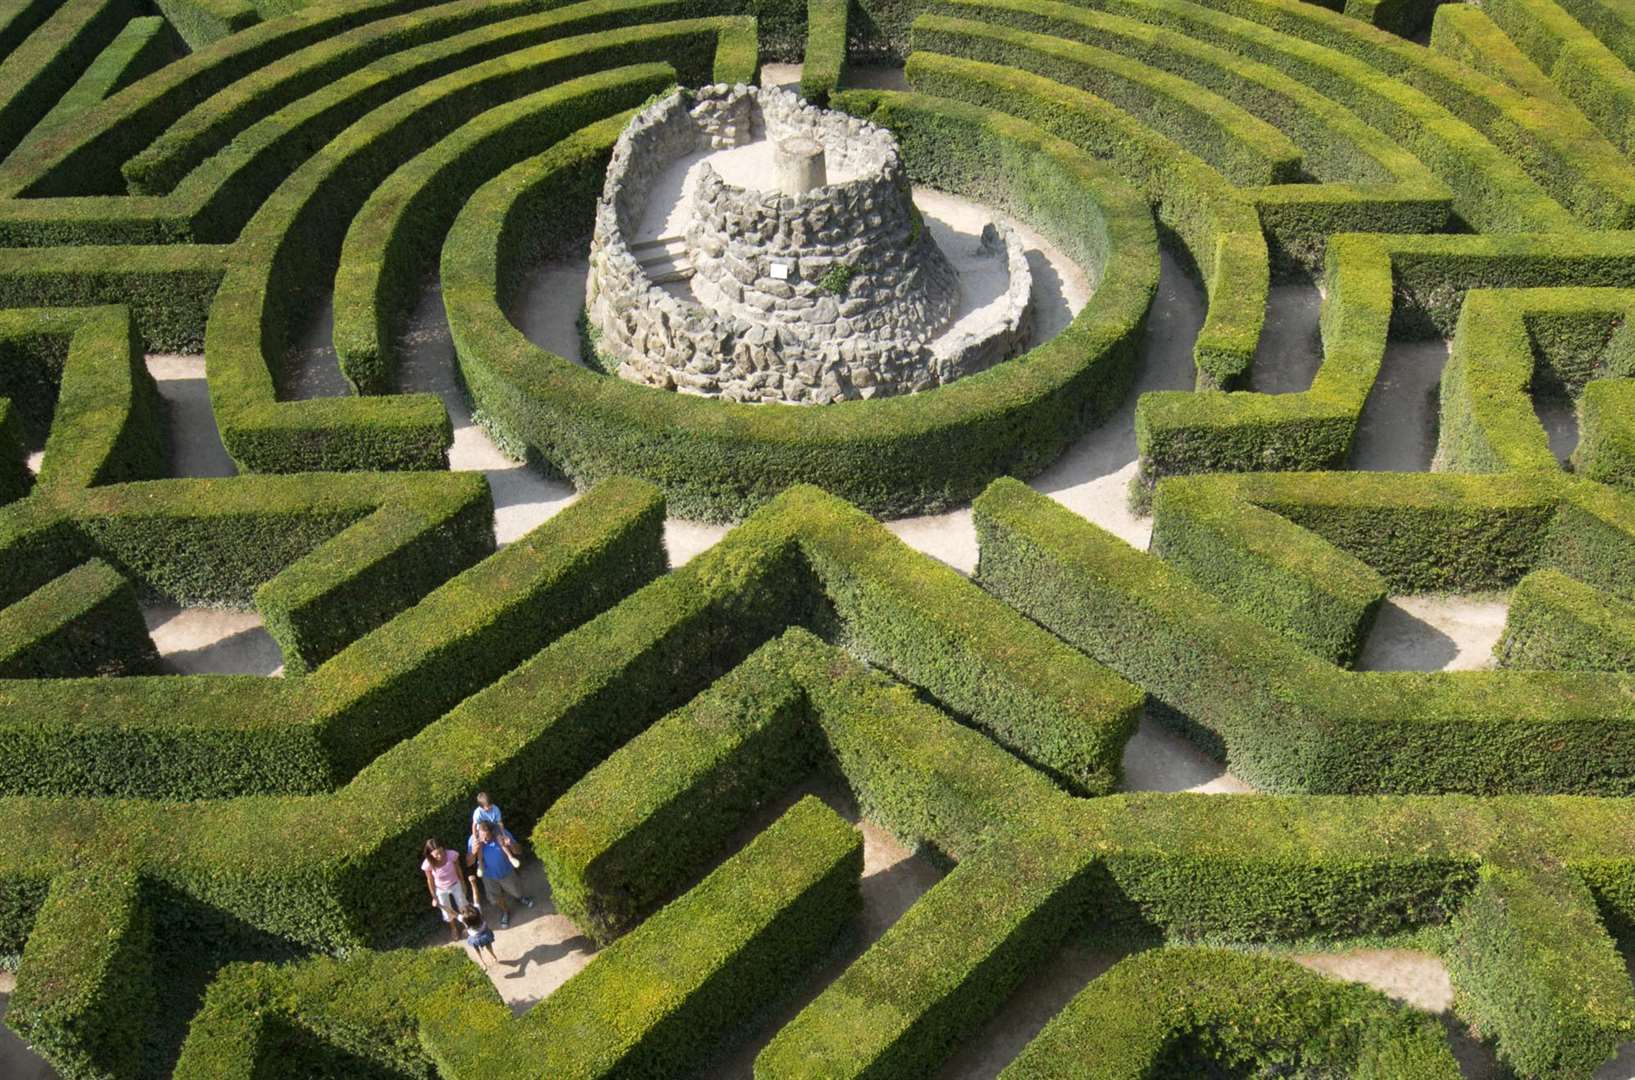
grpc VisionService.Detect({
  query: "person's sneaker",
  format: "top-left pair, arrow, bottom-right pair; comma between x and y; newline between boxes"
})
523,896 -> 536,909
499,913 -> 510,929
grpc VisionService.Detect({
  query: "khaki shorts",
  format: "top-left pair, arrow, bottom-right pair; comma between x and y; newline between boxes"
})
482,870 -> 524,905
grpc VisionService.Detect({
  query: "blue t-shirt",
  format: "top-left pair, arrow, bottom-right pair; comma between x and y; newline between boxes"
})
476,838 -> 513,881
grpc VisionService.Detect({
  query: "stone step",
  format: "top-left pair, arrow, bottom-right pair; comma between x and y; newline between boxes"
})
635,236 -> 694,284
646,261 -> 695,285
630,234 -> 686,255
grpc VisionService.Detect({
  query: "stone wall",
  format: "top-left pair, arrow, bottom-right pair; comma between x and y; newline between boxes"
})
585,85 -> 1034,404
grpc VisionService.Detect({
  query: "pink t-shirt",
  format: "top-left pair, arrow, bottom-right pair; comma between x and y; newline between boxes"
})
421,848 -> 461,889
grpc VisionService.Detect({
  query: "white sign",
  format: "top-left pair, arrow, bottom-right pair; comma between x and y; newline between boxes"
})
769,261 -> 790,281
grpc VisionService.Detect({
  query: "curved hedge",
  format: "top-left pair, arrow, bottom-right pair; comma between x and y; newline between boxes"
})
330,64 -> 675,394
444,90 -> 1158,520
1000,948 -> 1460,1078
205,19 -> 754,473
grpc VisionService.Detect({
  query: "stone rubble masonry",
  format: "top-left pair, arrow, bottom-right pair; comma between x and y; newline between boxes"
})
585,84 -> 1033,404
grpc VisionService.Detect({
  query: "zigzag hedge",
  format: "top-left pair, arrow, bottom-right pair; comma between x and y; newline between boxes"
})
2,0 -> 1635,1074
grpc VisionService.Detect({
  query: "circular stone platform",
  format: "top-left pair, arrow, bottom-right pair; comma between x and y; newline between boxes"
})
585,84 -> 1034,403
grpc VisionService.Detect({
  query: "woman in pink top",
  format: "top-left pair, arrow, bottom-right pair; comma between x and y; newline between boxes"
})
421,837 -> 467,942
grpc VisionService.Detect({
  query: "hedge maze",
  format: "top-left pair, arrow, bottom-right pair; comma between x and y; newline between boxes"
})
4,0 -> 1635,1074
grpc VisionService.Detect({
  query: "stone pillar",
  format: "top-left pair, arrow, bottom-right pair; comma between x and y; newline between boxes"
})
773,137 -> 826,195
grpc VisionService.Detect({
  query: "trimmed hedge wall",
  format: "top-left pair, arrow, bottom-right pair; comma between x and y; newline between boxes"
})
1497,567 -> 1635,671
536,628 -> 1063,945
0,0 -> 138,164
0,558 -> 157,678
206,13 -> 755,473
901,50 -> 1267,390
759,819 -> 1087,1077
1000,948 -> 1460,1078
1137,231 -> 1635,481
0,305 -> 165,493
330,63 -> 677,395
800,0 -> 849,103
174,948 -> 490,1080
6,868 -> 156,1080
974,474 -> 1635,794
1446,865 -> 1635,1078
15,15 -> 178,160
446,89 -> 1157,520
1481,0 -> 1635,158
425,797 -> 862,1078
0,399 -> 29,505
0,475 -> 666,798
253,485 -> 495,676
1436,287 -> 1627,476
1152,0 -> 1635,228
1151,475 -> 1385,666
0,0 -> 455,197
911,15 -> 1305,186
1577,377 -> 1635,489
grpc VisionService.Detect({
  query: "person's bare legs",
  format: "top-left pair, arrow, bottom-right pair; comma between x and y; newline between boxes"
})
467,943 -> 491,968
440,900 -> 462,942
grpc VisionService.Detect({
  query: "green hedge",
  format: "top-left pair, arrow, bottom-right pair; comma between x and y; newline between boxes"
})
537,647 -> 814,945
330,63 -> 675,395
758,819 -> 1086,1077
1497,568 -> 1635,671
12,460 -> 1635,1075
28,306 -> 165,492
901,50 -> 1266,390
15,15 -> 179,160
1577,377 -> 1635,489
174,949 -> 490,1080
1001,948 -> 1459,1078
1137,231 -> 1635,480
0,0 -> 138,163
1434,288 -> 1611,475
800,0 -> 849,102
1429,3 -> 1563,107
253,482 -> 495,675
0,0 -> 451,198
1151,476 -> 1385,666
0,245 -> 226,353
0,399 -> 29,506
0,558 -> 157,678
911,16 -> 1304,185
446,89 -> 1157,520
7,868 -> 156,1080
153,0 -> 259,50
424,796 -> 862,1078
537,628 -> 1064,944
1482,0 -> 1635,158
974,474 -> 1635,794
0,475 -> 666,798
791,485 -> 1141,793
0,305 -> 166,492
1447,865 -> 1635,1078
1157,0 -> 1635,228
0,0 -> 759,250
207,15 -> 750,473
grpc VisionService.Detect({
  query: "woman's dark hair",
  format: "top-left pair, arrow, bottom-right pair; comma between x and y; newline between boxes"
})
423,838 -> 445,860
459,905 -> 484,930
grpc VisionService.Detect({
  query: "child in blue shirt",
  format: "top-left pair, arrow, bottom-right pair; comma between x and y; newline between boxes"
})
469,791 -> 521,868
